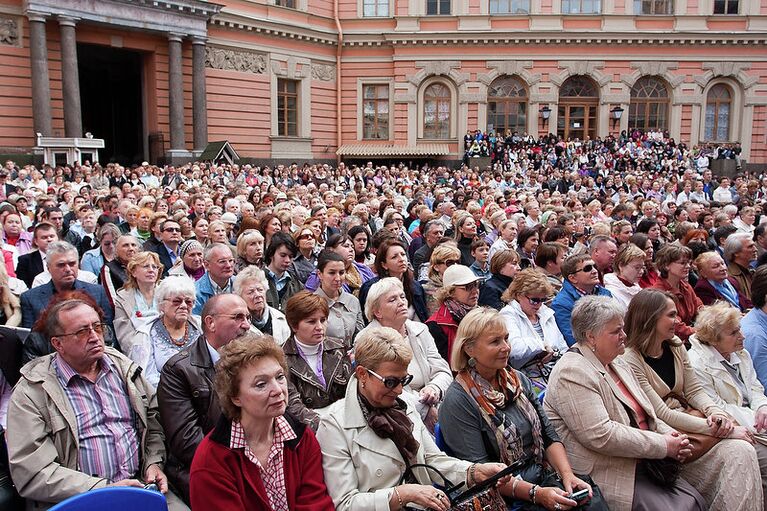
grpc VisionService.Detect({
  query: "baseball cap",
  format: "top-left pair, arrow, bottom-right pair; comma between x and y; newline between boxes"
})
443,265 -> 482,288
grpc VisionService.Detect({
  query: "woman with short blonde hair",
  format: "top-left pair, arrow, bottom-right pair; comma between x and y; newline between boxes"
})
423,243 -> 461,315
604,243 -> 646,308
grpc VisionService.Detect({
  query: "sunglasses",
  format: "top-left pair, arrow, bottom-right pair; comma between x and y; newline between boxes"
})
298,233 -> 314,240
576,264 -> 596,273
366,368 -> 413,389
458,281 -> 481,292
443,259 -> 459,267
526,296 -> 546,305
163,227 -> 181,233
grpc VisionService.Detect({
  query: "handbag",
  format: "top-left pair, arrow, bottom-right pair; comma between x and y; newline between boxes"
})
663,392 -> 721,463
638,457 -> 682,489
398,462 -> 514,511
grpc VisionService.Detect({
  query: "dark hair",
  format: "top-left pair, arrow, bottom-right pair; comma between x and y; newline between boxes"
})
263,232 -> 297,265
470,238 -> 489,252
713,224 -> 738,246
373,238 -> 415,306
348,225 -> 370,258
636,218 -> 658,233
517,227 -> 539,249
326,233 -> 351,251
535,242 -> 566,268
754,222 -> 767,242
752,265 -> 767,309
543,226 -> 567,242
629,232 -> 650,250
317,249 -> 345,272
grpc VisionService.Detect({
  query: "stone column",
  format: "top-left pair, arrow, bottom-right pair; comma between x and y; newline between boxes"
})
168,33 -> 186,152
59,16 -> 82,138
191,37 -> 208,152
27,12 -> 52,137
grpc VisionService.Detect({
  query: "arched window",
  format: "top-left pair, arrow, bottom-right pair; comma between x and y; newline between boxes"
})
704,84 -> 732,141
629,76 -> 669,132
423,83 -> 451,139
487,76 -> 527,135
558,76 -> 599,140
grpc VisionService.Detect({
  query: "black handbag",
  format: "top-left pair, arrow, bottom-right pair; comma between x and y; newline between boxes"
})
398,461 -> 520,511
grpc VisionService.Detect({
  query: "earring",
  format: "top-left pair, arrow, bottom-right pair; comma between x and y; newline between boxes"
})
468,357 -> 477,368
590,344 -> 597,353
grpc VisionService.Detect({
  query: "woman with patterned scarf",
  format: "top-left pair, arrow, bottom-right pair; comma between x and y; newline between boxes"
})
440,308 -> 608,511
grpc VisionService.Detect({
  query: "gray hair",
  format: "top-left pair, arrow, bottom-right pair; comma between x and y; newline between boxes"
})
225,198 -> 241,210
204,242 -> 232,261
234,266 -> 269,294
156,275 -> 196,303
723,232 -> 751,263
46,240 -> 78,260
97,222 -> 121,242
571,295 -> 625,345
588,235 -> 616,255
364,277 -> 406,320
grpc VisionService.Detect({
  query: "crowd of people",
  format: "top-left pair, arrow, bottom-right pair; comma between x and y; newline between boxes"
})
0,127 -> 766,510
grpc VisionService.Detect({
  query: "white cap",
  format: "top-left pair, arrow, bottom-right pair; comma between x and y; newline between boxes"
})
220,212 -> 238,225
442,264 -> 481,288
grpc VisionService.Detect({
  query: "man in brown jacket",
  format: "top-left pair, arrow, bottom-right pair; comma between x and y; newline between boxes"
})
157,293 -> 251,505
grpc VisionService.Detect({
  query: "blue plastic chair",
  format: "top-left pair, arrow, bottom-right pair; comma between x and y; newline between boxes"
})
434,422 -> 447,451
49,487 -> 167,511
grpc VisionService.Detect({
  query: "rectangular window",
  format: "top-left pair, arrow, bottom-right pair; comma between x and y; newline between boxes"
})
634,0 -> 672,14
713,0 -> 738,14
363,0 -> 389,16
362,85 -> 390,140
275,0 -> 296,7
561,0 -> 601,13
489,0 -> 530,14
277,79 -> 298,137
426,0 -> 451,15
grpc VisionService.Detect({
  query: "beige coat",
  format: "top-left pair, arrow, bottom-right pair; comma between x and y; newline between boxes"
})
622,341 -> 725,434
544,346 -> 670,511
687,335 -> 767,443
316,377 -> 471,511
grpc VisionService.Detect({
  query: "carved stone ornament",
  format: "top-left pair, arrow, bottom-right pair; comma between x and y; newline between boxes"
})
0,17 -> 19,47
312,63 -> 335,81
205,46 -> 266,74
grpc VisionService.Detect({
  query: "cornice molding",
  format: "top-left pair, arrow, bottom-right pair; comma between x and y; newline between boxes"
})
211,11 -> 337,46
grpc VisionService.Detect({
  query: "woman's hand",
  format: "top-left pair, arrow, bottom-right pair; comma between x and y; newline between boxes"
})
663,431 -> 692,461
472,462 -> 512,488
707,414 -> 734,438
560,473 -> 592,498
419,385 -> 441,406
540,347 -> 555,364
534,486 -> 578,511
729,425 -> 755,444
754,406 -> 767,433
397,484 -> 450,511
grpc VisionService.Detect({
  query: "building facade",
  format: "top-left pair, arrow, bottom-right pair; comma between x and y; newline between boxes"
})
0,0 -> 766,166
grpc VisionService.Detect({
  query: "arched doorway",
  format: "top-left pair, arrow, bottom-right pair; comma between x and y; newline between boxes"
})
487,75 -> 527,135
557,76 -> 599,140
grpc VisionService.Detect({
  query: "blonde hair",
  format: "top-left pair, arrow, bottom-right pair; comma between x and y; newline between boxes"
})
428,244 -> 461,281
124,251 -> 162,290
354,326 -> 412,371
694,301 -> 741,346
450,307 -> 507,372
501,268 -> 553,303
613,243 -> 646,273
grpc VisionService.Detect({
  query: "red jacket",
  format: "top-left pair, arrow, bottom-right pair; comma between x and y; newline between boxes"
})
190,414 -> 335,511
426,304 -> 459,362
694,276 -> 752,311
652,278 -> 703,342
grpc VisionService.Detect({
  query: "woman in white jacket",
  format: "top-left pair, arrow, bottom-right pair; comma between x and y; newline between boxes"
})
688,301 -> 767,496
603,242 -> 645,308
499,269 -> 567,395
361,277 -> 452,430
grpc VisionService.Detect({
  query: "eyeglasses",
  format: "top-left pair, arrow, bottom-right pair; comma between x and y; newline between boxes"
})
163,227 -> 181,233
366,368 -> 414,389
576,264 -> 596,273
456,281 -> 481,292
298,233 -> 314,240
140,264 -> 161,271
443,259 -> 459,267
167,297 -> 194,308
215,312 -> 252,323
53,322 -> 106,341
526,296 -> 546,305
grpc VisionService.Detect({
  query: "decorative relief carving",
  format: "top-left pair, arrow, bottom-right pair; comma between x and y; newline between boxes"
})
311,63 -> 335,81
205,46 -> 266,74
622,62 -> 684,89
0,17 -> 20,47
551,61 -> 609,87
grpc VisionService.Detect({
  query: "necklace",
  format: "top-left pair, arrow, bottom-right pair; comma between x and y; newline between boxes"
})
159,321 -> 189,347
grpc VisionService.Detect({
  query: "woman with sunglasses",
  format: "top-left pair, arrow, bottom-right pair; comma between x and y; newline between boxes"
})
283,291 -> 352,431
500,269 -> 567,396
292,226 -> 319,285
426,264 -> 483,362
440,308 -> 606,511
127,275 -> 202,388
422,243 -> 461,315
317,326 -> 509,511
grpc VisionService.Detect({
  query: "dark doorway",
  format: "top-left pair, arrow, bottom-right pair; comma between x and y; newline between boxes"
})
78,44 -> 144,164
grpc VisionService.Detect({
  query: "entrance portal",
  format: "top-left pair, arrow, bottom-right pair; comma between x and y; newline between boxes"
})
557,76 -> 599,141
78,44 -> 144,164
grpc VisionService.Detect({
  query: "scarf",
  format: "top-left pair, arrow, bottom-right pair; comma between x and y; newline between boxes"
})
710,279 -> 740,308
457,368 -> 545,467
357,387 -> 420,468
186,264 -> 206,281
444,297 -> 473,323
346,262 -> 362,296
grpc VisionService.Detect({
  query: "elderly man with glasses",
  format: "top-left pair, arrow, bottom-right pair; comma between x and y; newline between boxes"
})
192,243 -> 237,315
6,299 -> 187,510
157,293 -> 251,505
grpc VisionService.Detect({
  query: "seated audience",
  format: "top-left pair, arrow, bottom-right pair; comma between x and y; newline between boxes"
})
693,251 -> 752,310
113,251 -> 162,352
80,222 -> 119,277
264,233 -> 301,312
724,232 -> 758,301
743,266 -> 767,388
283,291 -> 351,431
534,242 -> 566,294
421,243 -> 461,315
427,264 -> 482,361
189,334 -> 335,510
234,266 -> 290,344
441,307 -> 605,510
623,288 -> 762,509
101,234 -> 140,303
651,244 -> 702,342
169,239 -> 206,281
193,243 -> 236,315
478,249 -> 521,310
316,326 -> 509,511
603,243 -> 646,308
16,222 -> 57,289
234,229 -> 264,272
545,295 -> 707,511
313,250 -> 363,345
